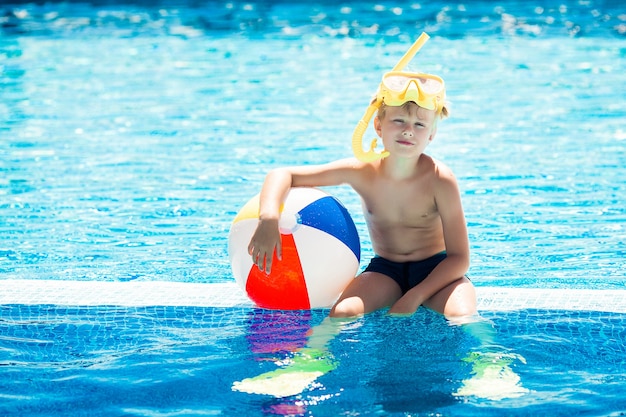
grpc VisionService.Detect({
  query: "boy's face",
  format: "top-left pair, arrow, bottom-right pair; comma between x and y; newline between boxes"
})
374,102 -> 437,158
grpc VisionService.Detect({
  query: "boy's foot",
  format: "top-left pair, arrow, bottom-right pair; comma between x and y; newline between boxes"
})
232,348 -> 336,398
233,369 -> 326,397
454,352 -> 529,401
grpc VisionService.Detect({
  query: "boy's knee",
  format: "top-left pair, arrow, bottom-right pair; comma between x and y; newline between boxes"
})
329,299 -> 364,318
426,276 -> 477,318
443,280 -> 477,319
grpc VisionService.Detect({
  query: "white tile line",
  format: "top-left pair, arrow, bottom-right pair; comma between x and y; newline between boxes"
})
0,280 -> 251,308
476,287 -> 626,313
1,280 -> 625,312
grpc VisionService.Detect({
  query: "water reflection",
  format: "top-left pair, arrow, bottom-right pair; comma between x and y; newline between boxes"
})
236,308 -> 528,414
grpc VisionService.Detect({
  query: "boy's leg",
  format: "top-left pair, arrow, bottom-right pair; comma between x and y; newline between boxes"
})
232,318 -> 343,397
423,276 -> 477,320
427,279 -> 530,400
233,272 -> 401,397
330,272 -> 402,318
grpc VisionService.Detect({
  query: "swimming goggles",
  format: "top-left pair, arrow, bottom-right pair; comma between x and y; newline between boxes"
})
352,33 -> 446,162
377,71 -> 445,109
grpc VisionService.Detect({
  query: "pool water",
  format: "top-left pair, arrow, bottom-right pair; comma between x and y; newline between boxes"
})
2,305 -> 626,416
1,0 -> 625,415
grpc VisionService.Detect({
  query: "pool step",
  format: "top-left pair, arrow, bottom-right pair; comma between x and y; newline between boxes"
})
1,280 -> 624,312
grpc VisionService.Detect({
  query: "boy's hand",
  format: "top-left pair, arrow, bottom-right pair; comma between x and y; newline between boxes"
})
248,218 -> 282,275
388,290 -> 423,316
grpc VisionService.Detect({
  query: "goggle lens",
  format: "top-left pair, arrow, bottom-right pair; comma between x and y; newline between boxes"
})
379,72 -> 445,111
382,73 -> 444,94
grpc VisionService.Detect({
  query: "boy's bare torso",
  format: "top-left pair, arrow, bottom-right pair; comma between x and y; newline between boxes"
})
351,154 -> 446,263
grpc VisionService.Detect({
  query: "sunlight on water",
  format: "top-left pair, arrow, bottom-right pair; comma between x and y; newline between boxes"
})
1,8 -> 623,286
0,1 -> 625,415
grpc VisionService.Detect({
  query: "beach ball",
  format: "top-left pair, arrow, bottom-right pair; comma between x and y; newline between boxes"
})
229,187 -> 360,310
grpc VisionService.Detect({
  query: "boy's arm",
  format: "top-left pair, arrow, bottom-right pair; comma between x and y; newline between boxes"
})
249,159 -> 364,274
247,168 -> 293,274
388,169 -> 470,315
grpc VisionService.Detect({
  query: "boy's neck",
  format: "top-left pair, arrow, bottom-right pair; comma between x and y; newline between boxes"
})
380,154 -> 423,180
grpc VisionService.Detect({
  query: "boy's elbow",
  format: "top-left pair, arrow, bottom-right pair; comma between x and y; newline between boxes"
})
265,168 -> 293,186
460,252 -> 470,273
266,167 -> 287,179
448,252 -> 470,276
461,258 -> 470,275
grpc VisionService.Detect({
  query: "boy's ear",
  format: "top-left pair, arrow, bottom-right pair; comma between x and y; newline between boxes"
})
374,116 -> 382,137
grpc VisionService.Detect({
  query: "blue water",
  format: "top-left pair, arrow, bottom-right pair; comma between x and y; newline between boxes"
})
1,0 -> 625,415
2,305 -> 625,416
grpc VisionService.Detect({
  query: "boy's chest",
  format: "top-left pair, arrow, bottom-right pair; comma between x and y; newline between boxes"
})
361,178 -> 438,225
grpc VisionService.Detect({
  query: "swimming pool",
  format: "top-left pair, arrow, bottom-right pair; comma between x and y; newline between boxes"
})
1,0 -> 625,415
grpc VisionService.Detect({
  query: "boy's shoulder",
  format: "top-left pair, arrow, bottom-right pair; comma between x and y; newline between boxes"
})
422,155 -> 458,183
331,157 -> 377,173
421,154 -> 449,171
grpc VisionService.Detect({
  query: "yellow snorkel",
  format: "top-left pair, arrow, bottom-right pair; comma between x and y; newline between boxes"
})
352,32 -> 444,162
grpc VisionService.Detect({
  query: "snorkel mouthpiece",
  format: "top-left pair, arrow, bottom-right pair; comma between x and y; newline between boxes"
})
352,32 -> 439,162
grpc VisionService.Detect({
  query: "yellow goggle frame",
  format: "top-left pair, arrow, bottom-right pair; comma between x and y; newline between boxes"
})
352,33 -> 445,162
378,71 -> 445,110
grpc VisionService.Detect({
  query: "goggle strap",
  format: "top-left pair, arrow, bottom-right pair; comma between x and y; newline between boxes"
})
352,100 -> 389,162
392,32 -> 429,71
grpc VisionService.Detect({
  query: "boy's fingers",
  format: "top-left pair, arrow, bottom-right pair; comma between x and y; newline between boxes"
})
264,255 -> 272,274
276,241 -> 282,261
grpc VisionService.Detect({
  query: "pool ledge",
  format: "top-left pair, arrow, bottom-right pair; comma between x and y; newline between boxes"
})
1,280 -> 625,312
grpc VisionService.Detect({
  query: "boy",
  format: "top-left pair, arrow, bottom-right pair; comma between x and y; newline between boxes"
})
234,36 -> 528,400
247,39 -> 477,321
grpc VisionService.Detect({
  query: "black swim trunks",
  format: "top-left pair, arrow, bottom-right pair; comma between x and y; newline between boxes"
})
363,251 -> 447,294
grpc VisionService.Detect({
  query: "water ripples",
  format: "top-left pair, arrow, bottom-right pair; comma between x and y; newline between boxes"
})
1,1 -> 624,39
0,1 -> 624,287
